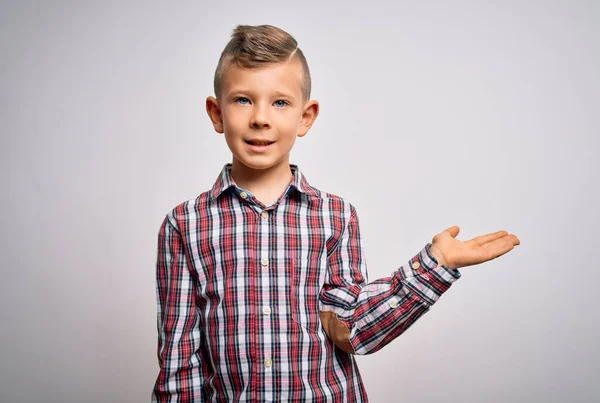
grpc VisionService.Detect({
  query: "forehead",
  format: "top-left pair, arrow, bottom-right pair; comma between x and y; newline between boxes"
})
221,58 -> 304,97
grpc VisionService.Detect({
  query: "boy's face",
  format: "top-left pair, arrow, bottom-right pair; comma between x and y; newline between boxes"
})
206,57 -> 318,173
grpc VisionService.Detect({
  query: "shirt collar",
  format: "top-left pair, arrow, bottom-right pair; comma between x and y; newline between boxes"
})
208,163 -> 319,203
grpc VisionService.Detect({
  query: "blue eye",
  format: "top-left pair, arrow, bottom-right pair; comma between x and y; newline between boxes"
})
274,100 -> 287,107
236,97 -> 250,105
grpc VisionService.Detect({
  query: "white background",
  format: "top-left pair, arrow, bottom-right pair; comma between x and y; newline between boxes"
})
1,0 -> 598,402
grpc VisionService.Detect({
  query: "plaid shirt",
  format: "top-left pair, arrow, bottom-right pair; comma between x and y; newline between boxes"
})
151,163 -> 461,402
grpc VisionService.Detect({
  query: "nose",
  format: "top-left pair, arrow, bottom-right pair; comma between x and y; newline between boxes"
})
249,103 -> 271,129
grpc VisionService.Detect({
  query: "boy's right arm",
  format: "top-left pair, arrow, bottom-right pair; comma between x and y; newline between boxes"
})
151,214 -> 206,402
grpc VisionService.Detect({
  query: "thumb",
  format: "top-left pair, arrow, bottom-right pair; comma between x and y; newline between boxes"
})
443,225 -> 460,238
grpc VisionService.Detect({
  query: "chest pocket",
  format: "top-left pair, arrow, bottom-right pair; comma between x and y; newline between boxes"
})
289,257 -> 324,334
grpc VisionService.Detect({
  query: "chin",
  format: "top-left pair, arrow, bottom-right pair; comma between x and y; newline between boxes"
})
247,161 -> 280,170
234,155 -> 288,171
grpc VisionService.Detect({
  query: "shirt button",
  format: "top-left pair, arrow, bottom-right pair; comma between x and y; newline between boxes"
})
390,300 -> 399,309
261,258 -> 269,267
261,210 -> 269,219
263,306 -> 271,315
412,261 -> 421,270
264,358 -> 273,368
240,191 -> 248,199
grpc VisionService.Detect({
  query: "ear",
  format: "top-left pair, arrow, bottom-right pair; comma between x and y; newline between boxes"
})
297,100 -> 319,138
206,96 -> 224,133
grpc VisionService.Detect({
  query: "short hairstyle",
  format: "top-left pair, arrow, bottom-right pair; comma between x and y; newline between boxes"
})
213,24 -> 311,102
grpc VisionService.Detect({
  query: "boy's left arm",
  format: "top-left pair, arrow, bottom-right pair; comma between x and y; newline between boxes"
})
319,205 -> 519,355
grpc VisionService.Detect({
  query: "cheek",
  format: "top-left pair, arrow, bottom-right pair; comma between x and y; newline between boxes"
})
276,112 -> 301,131
222,114 -> 246,133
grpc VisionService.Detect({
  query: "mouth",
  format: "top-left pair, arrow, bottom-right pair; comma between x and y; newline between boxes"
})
244,139 -> 276,146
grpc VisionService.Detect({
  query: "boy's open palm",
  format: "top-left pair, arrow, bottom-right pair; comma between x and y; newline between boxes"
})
429,226 -> 520,270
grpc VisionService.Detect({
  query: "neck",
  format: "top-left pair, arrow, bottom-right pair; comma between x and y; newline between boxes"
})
230,158 -> 294,197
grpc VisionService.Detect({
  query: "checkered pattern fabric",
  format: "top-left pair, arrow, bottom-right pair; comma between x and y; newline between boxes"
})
151,163 -> 461,402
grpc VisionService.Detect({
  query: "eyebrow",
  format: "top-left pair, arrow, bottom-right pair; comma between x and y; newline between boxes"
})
226,89 -> 296,100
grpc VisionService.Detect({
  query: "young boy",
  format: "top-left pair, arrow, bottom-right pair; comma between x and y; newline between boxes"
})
151,24 -> 520,402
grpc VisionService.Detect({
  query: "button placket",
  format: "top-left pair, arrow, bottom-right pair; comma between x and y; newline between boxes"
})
258,206 -> 273,373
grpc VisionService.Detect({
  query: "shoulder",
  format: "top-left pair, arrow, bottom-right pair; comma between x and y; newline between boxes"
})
306,184 -> 359,222
310,189 -> 362,246
160,190 -> 213,231
295,165 -> 357,217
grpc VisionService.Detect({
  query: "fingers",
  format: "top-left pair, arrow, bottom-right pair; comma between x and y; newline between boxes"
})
497,233 -> 520,246
469,230 -> 509,246
482,236 -> 518,260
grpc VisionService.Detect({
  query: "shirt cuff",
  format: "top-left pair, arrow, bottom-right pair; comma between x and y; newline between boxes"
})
397,243 -> 461,305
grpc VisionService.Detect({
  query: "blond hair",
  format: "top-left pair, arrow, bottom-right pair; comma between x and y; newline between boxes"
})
213,24 -> 311,101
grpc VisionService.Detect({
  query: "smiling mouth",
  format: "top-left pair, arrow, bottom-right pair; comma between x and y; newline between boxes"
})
245,140 -> 275,146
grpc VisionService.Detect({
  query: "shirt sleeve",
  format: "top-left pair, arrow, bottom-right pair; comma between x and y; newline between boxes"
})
151,214 -> 206,402
319,204 -> 462,355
